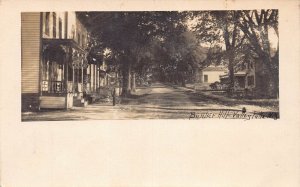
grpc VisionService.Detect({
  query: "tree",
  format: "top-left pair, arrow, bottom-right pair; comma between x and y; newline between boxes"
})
78,11 -> 189,96
155,31 -> 207,86
193,10 -> 279,97
192,11 -> 245,92
237,10 -> 279,97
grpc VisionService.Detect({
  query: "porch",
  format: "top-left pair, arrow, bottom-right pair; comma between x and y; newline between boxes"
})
39,38 -> 89,109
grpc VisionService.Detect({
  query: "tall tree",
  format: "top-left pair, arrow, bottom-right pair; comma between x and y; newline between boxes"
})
237,10 -> 279,97
156,31 -> 207,86
78,11 -> 188,96
193,11 -> 245,92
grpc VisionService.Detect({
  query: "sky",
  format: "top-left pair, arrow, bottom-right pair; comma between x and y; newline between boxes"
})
186,13 -> 279,51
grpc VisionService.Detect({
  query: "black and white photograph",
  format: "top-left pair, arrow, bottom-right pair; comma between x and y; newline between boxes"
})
21,10 -> 279,121
1,0 -> 300,187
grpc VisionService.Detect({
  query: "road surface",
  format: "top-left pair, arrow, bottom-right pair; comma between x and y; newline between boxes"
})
22,83 -> 279,121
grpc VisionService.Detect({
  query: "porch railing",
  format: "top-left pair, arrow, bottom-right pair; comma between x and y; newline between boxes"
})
42,80 -> 65,94
42,80 -> 92,95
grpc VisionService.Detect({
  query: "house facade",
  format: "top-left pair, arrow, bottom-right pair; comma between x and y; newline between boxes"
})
220,60 -> 256,91
21,12 -> 102,111
200,66 -> 227,84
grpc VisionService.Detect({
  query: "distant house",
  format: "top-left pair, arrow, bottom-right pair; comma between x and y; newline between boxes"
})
220,60 -> 256,91
200,65 -> 227,84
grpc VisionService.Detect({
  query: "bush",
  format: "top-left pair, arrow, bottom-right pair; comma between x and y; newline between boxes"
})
209,81 -> 221,90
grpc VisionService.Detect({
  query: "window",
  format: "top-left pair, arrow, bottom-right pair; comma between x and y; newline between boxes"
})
59,18 -> 62,39
204,75 -> 208,82
64,12 -> 68,38
53,13 -> 56,38
45,12 -> 50,35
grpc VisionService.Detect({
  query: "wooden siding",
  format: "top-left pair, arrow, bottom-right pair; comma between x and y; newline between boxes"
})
40,96 -> 65,109
21,13 -> 41,94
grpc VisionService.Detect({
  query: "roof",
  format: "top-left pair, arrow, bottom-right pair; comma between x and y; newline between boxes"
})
220,71 -> 247,79
234,71 -> 247,76
220,75 -> 228,79
202,66 -> 227,72
42,38 -> 85,52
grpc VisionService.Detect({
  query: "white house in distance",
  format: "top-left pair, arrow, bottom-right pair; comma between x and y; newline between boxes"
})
197,55 -> 268,92
200,65 -> 227,83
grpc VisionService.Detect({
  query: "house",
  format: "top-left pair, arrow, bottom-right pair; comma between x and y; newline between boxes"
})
219,60 -> 256,91
194,65 -> 227,90
21,12 -> 101,111
200,65 -> 227,84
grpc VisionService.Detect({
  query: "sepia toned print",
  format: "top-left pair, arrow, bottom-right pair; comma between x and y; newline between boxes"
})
21,11 -> 279,121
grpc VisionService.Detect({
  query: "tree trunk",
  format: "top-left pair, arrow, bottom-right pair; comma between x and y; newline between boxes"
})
131,72 -> 136,92
253,54 -> 274,98
228,52 -> 235,94
272,57 -> 279,98
127,66 -> 131,92
118,70 -> 123,96
121,63 -> 131,97
181,72 -> 186,87
263,54 -> 278,98
175,71 -> 179,85
196,68 -> 202,83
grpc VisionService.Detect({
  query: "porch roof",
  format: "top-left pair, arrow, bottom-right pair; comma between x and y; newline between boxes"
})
42,38 -> 85,53
42,38 -> 88,69
235,71 -> 247,76
220,71 -> 247,79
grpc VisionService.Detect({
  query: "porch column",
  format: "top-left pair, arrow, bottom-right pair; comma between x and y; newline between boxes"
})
93,64 -> 95,92
64,48 -> 69,108
72,64 -> 75,94
94,64 -> 96,92
77,68 -> 79,93
81,62 -> 84,94
117,72 -> 121,96
91,64 -> 94,92
92,64 -> 94,92
88,65 -> 90,92
96,64 -> 98,92
40,53 -> 45,97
